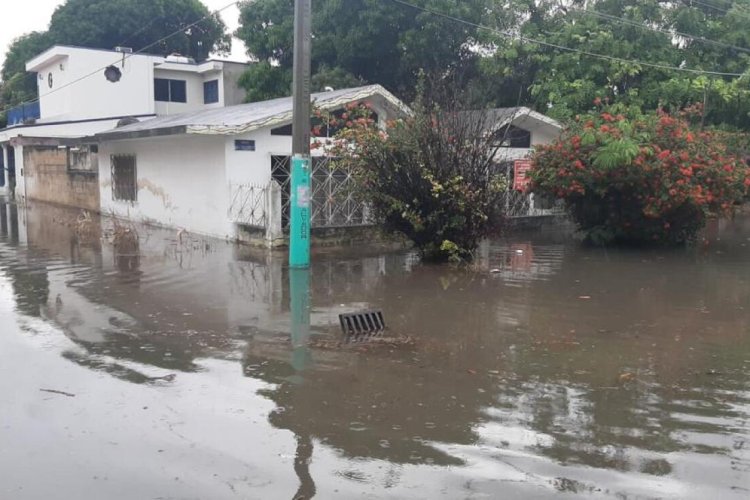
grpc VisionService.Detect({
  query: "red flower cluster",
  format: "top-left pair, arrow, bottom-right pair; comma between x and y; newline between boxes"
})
530,107 -> 750,244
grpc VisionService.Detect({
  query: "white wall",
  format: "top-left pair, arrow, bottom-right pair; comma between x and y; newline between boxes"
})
26,47 -> 251,124
221,62 -> 249,107
224,128 -> 297,187
530,125 -> 559,146
98,135 -> 233,239
33,47 -> 158,122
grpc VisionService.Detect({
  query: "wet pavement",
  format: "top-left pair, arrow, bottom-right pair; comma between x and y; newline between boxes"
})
1,200 -> 749,499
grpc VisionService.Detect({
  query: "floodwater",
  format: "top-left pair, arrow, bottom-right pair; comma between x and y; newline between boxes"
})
1,200 -> 749,500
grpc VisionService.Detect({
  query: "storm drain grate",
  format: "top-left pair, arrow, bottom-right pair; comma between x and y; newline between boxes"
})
339,310 -> 386,335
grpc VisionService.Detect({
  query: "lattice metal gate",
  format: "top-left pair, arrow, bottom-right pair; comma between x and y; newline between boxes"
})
229,183 -> 267,228
271,155 -> 371,229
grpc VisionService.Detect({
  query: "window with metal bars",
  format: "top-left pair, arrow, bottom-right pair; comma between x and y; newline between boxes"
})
111,155 -> 137,202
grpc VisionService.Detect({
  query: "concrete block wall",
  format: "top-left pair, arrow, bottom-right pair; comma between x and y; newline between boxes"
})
22,146 -> 100,211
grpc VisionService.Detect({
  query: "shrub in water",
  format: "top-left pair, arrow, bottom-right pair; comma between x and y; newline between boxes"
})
323,94 -> 508,262
531,105 -> 750,244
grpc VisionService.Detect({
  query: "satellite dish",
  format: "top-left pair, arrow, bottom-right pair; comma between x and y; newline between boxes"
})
104,65 -> 122,83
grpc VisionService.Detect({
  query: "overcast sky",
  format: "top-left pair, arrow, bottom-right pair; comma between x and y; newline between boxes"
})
0,0 -> 248,69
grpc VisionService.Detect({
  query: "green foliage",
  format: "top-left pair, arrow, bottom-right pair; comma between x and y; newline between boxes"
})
531,105 -> 750,245
236,0 -> 489,101
325,87 -> 509,262
235,0 -> 750,128
311,65 -> 365,92
478,0 -> 750,128
47,0 -> 230,61
1,32 -> 52,109
237,62 -> 292,103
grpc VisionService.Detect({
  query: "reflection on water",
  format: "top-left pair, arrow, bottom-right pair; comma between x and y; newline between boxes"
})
1,199 -> 749,499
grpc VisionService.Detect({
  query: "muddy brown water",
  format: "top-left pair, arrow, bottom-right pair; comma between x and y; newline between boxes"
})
0,200 -> 748,499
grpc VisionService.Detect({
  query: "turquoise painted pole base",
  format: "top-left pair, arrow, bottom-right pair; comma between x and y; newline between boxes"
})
289,154 -> 312,268
290,267 -> 312,372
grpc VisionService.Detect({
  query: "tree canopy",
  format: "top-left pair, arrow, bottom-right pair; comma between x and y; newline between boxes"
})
47,0 -> 230,62
477,0 -> 750,127
236,0 -> 750,129
236,0 -> 488,101
1,0 -> 230,112
1,32 -> 52,109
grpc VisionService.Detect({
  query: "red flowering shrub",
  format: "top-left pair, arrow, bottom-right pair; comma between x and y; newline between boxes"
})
531,105 -> 750,244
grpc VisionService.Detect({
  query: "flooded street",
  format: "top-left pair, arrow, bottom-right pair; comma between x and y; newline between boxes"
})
1,200 -> 749,499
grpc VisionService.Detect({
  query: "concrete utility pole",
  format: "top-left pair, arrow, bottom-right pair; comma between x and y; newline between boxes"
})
288,0 -> 313,379
289,0 -> 312,268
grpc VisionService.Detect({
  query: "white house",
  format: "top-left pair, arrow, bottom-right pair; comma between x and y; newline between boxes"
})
0,45 -> 250,200
94,84 -> 410,245
1,44 -> 563,242
483,107 -> 562,162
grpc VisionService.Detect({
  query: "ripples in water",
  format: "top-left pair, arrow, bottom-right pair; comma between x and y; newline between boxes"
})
1,200 -> 749,499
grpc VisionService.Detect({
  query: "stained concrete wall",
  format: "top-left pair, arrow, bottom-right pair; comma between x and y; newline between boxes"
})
23,146 -> 100,211
98,135 -> 232,239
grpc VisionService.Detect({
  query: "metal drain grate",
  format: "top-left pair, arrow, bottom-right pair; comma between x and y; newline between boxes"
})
339,310 -> 386,335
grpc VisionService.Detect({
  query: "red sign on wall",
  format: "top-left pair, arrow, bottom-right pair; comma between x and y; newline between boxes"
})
513,159 -> 532,191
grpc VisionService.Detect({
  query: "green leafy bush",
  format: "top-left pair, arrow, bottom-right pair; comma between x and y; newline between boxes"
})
325,96 -> 508,262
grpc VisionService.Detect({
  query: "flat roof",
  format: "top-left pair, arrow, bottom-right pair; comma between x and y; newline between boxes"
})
26,44 -> 249,73
26,45 -> 163,72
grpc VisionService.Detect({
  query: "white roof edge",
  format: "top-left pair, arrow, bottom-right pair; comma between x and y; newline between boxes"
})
154,59 -> 250,74
26,44 -> 165,72
26,47 -> 70,72
511,107 -> 563,130
187,84 -> 411,136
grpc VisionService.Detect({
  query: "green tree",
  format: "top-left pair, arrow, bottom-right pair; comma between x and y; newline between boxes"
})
1,32 -> 52,108
47,0 -> 230,61
235,0 -> 489,101
477,0 -> 750,128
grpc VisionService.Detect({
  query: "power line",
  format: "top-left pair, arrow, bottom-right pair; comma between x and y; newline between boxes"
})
688,0 -> 750,19
581,8 -> 750,55
689,0 -> 735,15
115,15 -> 168,49
1,1 -> 238,118
384,0 -> 746,77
